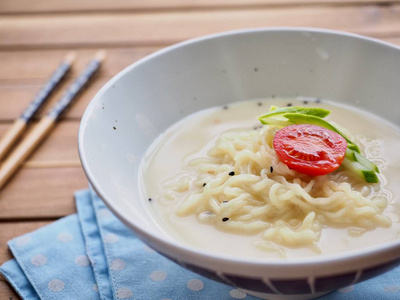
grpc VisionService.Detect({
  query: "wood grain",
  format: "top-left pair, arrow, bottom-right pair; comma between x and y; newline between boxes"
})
0,0 -> 399,14
0,79 -> 108,121
0,168 -> 85,220
0,48 -> 157,81
0,281 -> 21,299
0,221 -> 51,268
0,6 -> 400,49
0,48 -> 158,121
0,121 -> 80,164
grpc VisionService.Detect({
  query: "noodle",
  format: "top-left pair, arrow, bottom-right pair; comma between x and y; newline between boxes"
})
163,123 -> 390,249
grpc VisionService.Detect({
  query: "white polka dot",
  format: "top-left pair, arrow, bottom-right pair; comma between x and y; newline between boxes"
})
187,279 -> 204,291
57,232 -> 73,242
143,245 -> 155,253
48,279 -> 65,292
31,254 -> 47,266
116,287 -> 133,299
338,285 -> 354,293
150,270 -> 167,281
98,209 -> 112,220
384,286 -> 400,292
93,284 -> 99,292
103,233 -> 119,244
75,255 -> 90,267
230,289 -> 247,299
110,258 -> 126,271
16,236 -> 31,246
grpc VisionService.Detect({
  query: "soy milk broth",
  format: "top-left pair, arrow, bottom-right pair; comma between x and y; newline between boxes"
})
139,98 -> 400,259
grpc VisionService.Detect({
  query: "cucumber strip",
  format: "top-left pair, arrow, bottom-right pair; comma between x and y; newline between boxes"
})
345,148 -> 379,173
282,113 -> 361,153
258,118 -> 292,127
341,158 -> 379,183
258,106 -> 331,123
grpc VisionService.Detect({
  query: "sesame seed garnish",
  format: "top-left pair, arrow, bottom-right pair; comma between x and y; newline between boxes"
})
223,201 -> 228,203
270,166 -> 274,173
222,217 -> 229,222
148,198 -> 152,202
287,103 -> 292,107
229,171 -> 235,176
303,100 -> 308,104
257,102 -> 262,106
202,183 -> 206,187
223,105 -> 229,110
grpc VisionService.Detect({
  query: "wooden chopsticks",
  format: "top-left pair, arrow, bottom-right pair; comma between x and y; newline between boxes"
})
0,51 -> 106,189
0,52 -> 76,161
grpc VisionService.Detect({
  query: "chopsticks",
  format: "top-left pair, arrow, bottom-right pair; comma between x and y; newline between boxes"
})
0,51 -> 106,189
0,52 -> 76,162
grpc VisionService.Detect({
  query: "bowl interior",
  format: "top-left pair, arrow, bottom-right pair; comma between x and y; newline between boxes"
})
79,28 -> 400,260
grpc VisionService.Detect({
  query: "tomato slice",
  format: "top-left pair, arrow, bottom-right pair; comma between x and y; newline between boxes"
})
273,124 -> 347,176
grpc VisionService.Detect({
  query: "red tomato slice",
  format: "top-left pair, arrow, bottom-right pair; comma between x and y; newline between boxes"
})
273,124 -> 347,176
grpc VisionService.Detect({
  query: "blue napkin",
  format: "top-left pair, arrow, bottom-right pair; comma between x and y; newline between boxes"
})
1,189 -> 400,299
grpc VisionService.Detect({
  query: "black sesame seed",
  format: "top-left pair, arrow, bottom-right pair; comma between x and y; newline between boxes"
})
222,217 -> 229,222
303,100 -> 308,104
270,166 -> 274,173
229,171 -> 235,176
287,103 -> 292,107
148,198 -> 152,202
257,102 -> 262,106
223,200 -> 228,203
202,183 -> 206,187
113,126 -> 116,130
223,105 -> 229,110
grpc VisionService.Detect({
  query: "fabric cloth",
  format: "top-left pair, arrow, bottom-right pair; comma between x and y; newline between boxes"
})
1,189 -> 400,299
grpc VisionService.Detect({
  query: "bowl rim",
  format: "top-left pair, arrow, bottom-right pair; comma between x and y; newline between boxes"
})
78,27 -> 400,273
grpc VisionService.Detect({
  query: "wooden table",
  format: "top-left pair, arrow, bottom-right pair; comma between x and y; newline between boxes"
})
1,1 -> 400,298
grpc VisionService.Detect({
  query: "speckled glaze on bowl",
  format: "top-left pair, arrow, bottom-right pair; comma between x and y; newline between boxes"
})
78,28 -> 400,299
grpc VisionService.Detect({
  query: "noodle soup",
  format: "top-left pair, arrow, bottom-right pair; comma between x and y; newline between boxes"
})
140,98 -> 400,259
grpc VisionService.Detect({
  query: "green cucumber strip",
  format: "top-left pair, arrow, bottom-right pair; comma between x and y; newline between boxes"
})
341,158 -> 379,183
258,106 -> 331,123
345,148 -> 357,162
346,148 -> 379,173
282,113 -> 361,153
258,118 -> 292,127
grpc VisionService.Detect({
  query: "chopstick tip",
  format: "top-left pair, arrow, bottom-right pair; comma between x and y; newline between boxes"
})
64,52 -> 77,64
94,50 -> 107,63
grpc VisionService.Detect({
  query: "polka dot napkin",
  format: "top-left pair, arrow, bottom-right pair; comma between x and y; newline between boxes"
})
1,189 -> 400,300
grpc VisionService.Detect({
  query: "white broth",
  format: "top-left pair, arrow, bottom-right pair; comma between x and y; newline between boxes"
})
139,98 -> 400,259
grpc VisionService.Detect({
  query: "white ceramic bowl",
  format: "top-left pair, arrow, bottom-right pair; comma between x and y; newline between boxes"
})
78,28 -> 400,299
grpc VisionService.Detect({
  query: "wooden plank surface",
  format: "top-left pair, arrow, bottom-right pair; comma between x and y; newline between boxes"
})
0,281 -> 20,298
0,168 -> 85,220
1,0 -> 400,14
0,121 -> 80,164
0,5 -> 400,49
0,222 -> 51,267
0,48 -> 157,81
